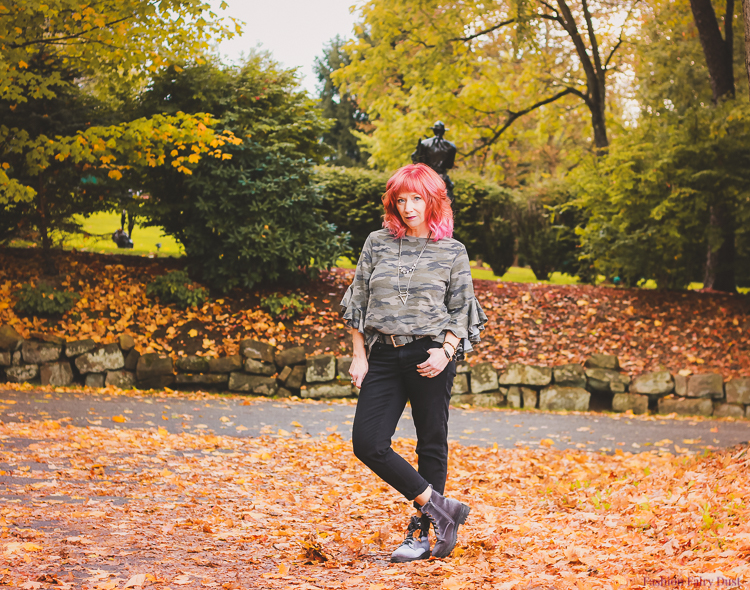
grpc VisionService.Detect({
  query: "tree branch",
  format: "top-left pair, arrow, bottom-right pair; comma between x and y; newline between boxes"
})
725,0 -> 734,55
581,0 -> 603,73
462,88 -> 580,157
9,15 -> 135,49
450,19 -> 515,42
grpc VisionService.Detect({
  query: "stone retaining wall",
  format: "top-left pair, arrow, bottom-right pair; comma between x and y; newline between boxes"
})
1,325 -> 748,418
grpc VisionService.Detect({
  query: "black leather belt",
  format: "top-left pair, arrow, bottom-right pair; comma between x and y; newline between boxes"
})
376,334 -> 429,348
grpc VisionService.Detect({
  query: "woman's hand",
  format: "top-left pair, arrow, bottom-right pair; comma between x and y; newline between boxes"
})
349,328 -> 368,389
349,355 -> 369,389
417,347 -> 450,378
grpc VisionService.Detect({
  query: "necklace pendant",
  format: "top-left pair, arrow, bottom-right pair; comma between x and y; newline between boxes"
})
398,293 -> 408,304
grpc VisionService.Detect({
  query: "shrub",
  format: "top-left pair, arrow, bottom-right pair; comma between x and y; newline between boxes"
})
260,292 -> 311,320
137,55 -> 349,292
146,271 -> 208,309
14,283 -> 78,316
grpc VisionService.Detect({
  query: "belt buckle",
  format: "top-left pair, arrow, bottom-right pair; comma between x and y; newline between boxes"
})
390,334 -> 406,348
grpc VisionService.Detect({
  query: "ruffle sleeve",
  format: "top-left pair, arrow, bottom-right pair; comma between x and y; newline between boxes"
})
444,246 -> 488,359
339,234 -> 373,335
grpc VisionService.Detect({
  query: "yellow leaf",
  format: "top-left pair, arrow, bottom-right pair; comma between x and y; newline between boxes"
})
108,170 -> 122,180
157,426 -> 168,437
23,542 -> 43,552
278,562 -> 290,575
112,415 -> 127,423
18,60 -> 28,68
188,329 -> 198,338
539,438 -> 555,447
124,573 -> 147,588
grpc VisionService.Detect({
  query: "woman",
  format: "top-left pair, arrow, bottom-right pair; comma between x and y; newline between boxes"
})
340,163 -> 487,562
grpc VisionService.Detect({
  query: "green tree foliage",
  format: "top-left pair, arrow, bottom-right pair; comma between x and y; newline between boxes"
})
333,0 -> 637,177
314,37 -> 370,167
575,102 -> 750,289
137,56 -> 349,292
0,0 -> 240,209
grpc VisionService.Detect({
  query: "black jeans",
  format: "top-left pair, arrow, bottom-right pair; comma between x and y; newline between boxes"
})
351,337 -> 456,501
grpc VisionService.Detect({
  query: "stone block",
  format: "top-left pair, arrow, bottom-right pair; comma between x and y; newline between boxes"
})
674,374 -> 688,396
40,362 -> 74,386
506,386 -> 522,409
0,352 -> 10,366
244,358 -> 276,376
498,363 -> 552,387
306,355 -> 336,383
456,362 -> 471,374
124,349 -> 140,372
337,357 -> 353,380
175,355 -> 210,374
30,332 -> 65,345
472,391 -> 505,408
450,394 -> 475,406
452,373 -> 469,395
174,373 -> 229,386
118,333 -> 136,352
12,351 -> 21,366
302,379 -> 352,399
584,354 -> 620,371
539,386 -> 590,412
612,393 -> 648,414
278,365 -> 292,384
522,388 -> 538,409
275,346 -> 306,368
207,355 -> 242,374
240,339 -> 276,363
22,340 -> 62,364
585,368 -> 630,393
658,396 -> 713,417
725,378 -> 750,405
5,364 -> 38,383
713,403 -> 744,418
76,343 -> 125,374
277,387 -> 292,398
65,339 -> 96,358
85,373 -> 105,388
686,373 -> 724,399
228,373 -> 278,395
137,375 -> 175,390
285,365 -> 307,390
0,325 -> 23,351
471,362 -> 499,393
136,353 -> 174,381
630,371 -> 673,396
553,364 -> 586,388
105,370 -> 136,389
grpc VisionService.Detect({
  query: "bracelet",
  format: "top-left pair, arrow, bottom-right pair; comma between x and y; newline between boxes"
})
443,343 -> 455,360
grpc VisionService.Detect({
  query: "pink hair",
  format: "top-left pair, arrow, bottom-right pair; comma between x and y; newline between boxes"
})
381,164 -> 454,241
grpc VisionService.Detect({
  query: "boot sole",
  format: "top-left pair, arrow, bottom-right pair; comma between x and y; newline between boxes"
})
431,503 -> 470,559
390,551 -> 431,563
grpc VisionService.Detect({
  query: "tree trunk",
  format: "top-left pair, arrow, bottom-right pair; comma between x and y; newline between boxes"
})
590,100 -> 609,150
703,202 -> 737,292
690,0 -> 735,101
744,0 -> 750,98
690,0 -> 737,292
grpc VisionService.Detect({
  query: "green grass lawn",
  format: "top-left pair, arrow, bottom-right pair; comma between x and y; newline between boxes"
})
6,212 -> 184,257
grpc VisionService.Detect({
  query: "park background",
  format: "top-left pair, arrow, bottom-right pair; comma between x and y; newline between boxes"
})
2,2 -> 750,589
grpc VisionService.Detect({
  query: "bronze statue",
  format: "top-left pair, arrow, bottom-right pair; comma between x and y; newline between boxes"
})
411,121 -> 457,202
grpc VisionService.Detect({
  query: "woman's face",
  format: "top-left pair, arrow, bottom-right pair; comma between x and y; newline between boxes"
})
396,191 -> 428,236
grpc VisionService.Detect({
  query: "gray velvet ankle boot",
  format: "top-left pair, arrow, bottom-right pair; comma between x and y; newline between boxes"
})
418,487 -> 470,558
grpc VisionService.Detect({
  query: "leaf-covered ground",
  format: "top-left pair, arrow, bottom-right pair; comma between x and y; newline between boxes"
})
1,247 -> 748,378
2,419 -> 749,589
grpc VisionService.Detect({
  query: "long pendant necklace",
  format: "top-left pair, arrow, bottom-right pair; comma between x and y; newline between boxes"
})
397,232 -> 431,305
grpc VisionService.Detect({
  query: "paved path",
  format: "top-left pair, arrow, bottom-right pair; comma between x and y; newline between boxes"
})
2,388 -> 749,454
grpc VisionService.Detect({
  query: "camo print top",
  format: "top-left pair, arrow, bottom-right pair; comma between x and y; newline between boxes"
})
340,229 -> 487,359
